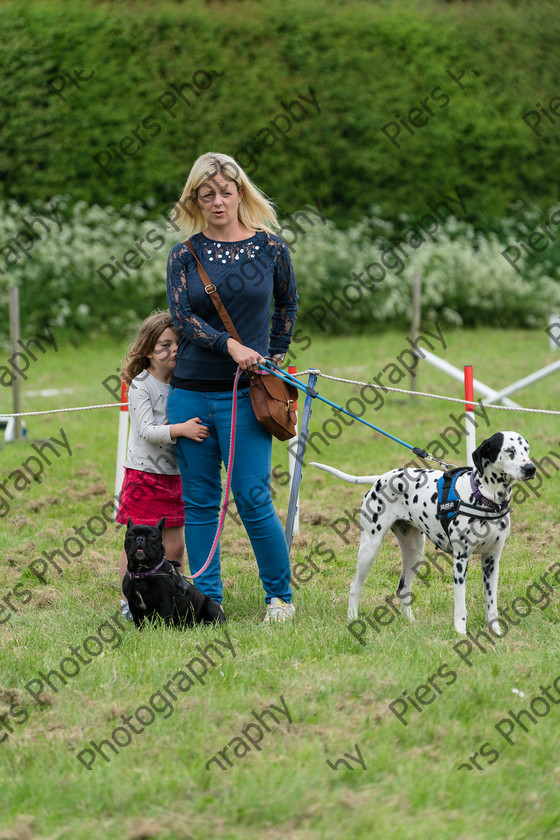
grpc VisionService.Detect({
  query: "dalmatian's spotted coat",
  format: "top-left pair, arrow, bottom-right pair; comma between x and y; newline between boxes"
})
312,432 -> 536,634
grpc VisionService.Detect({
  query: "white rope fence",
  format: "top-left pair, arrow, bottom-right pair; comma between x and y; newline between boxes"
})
1,369 -> 559,418
293,370 -> 560,416
1,402 -> 128,418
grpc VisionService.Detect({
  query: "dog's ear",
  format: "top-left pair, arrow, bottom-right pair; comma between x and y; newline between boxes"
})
472,445 -> 484,474
127,518 -> 135,528
472,433 -> 503,473
156,517 -> 166,531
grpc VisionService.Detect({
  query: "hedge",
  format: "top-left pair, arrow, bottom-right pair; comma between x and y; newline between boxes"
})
1,0 -> 560,229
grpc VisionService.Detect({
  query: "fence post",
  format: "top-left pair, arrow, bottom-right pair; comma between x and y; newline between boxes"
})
410,273 -> 421,397
464,365 -> 475,466
285,370 -> 319,553
114,378 -> 129,517
287,365 -> 299,537
9,286 -> 22,440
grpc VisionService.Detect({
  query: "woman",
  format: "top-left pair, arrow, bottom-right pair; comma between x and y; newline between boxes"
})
166,152 -> 298,622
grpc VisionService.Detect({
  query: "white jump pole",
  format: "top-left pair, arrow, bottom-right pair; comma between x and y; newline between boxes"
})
114,378 -> 129,518
479,357 -> 560,405
464,365 -> 475,467
287,365 -> 299,537
419,348 -> 521,408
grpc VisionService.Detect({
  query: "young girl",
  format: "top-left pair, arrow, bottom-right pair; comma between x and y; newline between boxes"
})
116,310 -> 209,619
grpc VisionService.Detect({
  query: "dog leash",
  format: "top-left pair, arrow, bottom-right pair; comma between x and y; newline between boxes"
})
257,360 -> 457,471
185,366 -> 241,580
187,356 -> 455,582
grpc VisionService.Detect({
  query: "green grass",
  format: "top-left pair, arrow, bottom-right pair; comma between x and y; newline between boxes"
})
0,328 -> 559,840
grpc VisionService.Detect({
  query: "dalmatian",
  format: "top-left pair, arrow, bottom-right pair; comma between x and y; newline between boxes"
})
311,432 -> 536,635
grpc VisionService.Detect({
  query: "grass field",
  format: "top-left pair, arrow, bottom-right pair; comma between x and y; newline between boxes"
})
0,327 -> 559,840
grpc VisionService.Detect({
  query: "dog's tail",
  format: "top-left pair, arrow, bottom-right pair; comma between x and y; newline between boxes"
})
310,462 -> 378,485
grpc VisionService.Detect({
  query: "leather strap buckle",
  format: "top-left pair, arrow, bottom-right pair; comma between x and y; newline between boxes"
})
204,283 -> 217,294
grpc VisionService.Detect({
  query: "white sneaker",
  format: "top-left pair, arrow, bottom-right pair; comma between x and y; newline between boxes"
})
120,599 -> 134,622
263,598 -> 295,623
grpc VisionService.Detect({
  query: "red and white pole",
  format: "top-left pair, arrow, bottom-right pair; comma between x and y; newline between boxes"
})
287,365 -> 299,536
464,365 -> 475,466
114,378 -> 129,516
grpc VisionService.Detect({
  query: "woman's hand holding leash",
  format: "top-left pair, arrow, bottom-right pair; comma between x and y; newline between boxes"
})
227,338 -> 285,374
227,337 -> 264,372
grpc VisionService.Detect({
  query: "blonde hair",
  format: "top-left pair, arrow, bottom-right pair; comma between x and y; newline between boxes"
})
121,310 -> 177,385
169,152 -> 279,237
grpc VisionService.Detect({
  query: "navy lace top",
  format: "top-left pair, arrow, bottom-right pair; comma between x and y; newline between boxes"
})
166,231 -> 298,390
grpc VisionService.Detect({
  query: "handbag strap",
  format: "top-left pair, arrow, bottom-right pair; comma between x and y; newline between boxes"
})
185,239 -> 242,343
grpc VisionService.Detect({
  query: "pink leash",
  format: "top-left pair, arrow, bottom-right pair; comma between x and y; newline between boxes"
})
186,366 -> 241,580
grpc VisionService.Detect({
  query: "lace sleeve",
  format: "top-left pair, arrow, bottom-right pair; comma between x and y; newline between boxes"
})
268,237 -> 299,356
166,244 -> 230,354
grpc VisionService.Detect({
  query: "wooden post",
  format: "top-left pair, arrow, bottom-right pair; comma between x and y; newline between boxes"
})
9,286 -> 22,440
410,273 -> 421,397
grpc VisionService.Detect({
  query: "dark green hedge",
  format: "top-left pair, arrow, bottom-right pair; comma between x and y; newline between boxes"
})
1,0 -> 560,229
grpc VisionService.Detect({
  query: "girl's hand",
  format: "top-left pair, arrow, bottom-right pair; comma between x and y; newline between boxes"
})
170,418 -> 210,442
226,338 -> 264,371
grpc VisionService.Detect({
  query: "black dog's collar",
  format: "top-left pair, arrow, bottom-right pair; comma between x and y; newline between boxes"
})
126,557 -> 166,579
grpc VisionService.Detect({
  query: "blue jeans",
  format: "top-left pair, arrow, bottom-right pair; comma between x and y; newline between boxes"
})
167,386 -> 292,605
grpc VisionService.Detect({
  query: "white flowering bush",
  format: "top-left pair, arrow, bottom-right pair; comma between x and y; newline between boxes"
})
1,197 -> 559,343
0,196 -> 177,343
291,208 -> 560,333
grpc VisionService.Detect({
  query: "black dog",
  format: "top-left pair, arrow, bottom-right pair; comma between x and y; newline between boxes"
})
122,518 -> 225,628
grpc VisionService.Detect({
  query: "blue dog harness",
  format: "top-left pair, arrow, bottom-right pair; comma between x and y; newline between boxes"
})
436,467 -> 510,536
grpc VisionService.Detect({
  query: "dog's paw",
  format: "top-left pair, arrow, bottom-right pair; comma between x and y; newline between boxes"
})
454,616 -> 467,635
488,620 -> 502,636
401,605 -> 415,622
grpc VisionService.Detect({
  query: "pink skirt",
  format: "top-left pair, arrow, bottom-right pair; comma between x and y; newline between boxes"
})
116,468 -> 185,528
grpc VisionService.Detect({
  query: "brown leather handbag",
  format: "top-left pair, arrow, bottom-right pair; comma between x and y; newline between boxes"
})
185,240 -> 298,441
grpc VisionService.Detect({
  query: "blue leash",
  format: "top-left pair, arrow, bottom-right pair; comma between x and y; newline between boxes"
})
258,360 -> 444,465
